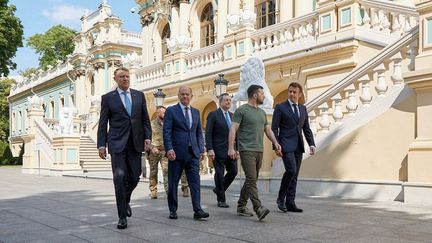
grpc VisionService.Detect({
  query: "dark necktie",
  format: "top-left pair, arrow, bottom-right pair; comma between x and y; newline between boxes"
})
224,112 -> 231,129
184,107 -> 191,129
293,103 -> 299,119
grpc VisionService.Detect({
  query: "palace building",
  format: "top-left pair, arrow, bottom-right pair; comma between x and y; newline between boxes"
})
8,0 -> 432,205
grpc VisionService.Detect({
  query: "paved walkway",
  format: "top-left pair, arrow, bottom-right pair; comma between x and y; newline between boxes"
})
1,167 -> 432,243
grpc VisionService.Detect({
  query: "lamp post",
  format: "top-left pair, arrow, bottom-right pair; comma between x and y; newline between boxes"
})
153,88 -> 166,107
214,74 -> 229,98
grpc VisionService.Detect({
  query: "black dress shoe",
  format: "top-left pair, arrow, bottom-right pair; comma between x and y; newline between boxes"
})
126,204 -> 132,217
169,211 -> 178,219
286,203 -> 303,213
193,209 -> 209,219
117,218 -> 127,229
277,199 -> 287,212
217,202 -> 229,208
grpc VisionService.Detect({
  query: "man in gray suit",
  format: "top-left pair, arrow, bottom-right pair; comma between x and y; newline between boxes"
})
97,67 -> 152,229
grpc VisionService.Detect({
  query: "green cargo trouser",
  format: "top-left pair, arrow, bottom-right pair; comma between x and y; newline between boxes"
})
237,151 -> 263,212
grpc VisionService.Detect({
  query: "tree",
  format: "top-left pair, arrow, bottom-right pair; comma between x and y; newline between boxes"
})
0,0 -> 24,77
0,77 -> 15,165
18,67 -> 37,79
0,77 -> 14,140
27,25 -> 77,70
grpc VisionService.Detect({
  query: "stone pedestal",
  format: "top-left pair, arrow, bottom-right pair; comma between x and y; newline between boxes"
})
404,68 -> 432,204
21,105 -> 44,174
403,0 -> 432,205
52,136 -> 82,173
21,134 -> 36,173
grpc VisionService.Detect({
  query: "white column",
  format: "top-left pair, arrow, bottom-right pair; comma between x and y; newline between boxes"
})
217,0 -> 227,42
171,6 -> 180,37
295,0 -> 313,17
279,0 -> 294,22
179,1 -> 191,37
229,0 -> 241,14
243,0 -> 255,11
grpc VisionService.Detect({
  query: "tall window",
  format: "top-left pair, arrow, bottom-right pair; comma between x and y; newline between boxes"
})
18,111 -> 22,131
50,100 -> 55,119
200,3 -> 215,47
90,76 -> 95,96
12,112 -> 15,133
59,95 -> 65,110
42,104 -> 46,118
161,24 -> 171,57
255,0 -> 277,29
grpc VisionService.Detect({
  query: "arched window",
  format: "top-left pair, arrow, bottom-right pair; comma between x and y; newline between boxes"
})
255,0 -> 277,29
200,3 -> 215,47
161,24 -> 171,57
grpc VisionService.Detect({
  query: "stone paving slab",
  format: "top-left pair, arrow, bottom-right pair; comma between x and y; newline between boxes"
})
1,167 -> 432,243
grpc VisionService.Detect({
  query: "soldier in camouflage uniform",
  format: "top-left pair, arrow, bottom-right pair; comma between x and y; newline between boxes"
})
148,106 -> 189,199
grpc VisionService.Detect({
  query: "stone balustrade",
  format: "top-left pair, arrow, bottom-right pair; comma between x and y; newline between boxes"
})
43,118 -> 59,133
120,30 -> 142,45
185,43 -> 224,71
306,26 -> 419,136
10,63 -> 69,96
359,0 -> 418,36
251,12 -> 318,53
34,119 -> 55,163
135,62 -> 166,84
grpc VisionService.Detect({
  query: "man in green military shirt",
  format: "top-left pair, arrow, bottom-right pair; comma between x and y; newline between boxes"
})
228,85 -> 282,221
148,106 -> 189,199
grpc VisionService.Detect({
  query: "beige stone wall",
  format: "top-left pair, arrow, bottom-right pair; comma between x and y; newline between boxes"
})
301,93 -> 416,181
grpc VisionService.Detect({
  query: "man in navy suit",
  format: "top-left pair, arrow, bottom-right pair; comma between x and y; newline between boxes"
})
205,93 -> 237,208
97,67 -> 152,229
163,86 -> 209,220
271,82 -> 315,213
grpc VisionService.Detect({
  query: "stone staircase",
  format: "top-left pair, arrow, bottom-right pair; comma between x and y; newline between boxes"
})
79,136 -> 111,172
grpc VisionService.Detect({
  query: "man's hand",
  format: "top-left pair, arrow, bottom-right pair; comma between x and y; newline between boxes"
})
144,139 -> 151,151
98,148 -> 107,160
151,147 -> 160,154
228,148 -> 237,160
208,150 -> 215,160
167,150 -> 176,161
200,153 -> 205,162
310,146 -> 316,155
274,143 -> 282,157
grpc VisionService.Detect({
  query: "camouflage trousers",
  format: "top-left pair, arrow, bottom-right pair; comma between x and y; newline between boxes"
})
148,150 -> 188,194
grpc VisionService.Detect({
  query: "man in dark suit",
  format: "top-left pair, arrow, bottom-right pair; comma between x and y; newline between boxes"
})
97,67 -> 152,229
205,93 -> 237,208
163,86 -> 209,220
271,82 -> 315,213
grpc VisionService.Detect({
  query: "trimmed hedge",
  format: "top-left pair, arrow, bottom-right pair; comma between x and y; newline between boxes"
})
0,141 -> 22,165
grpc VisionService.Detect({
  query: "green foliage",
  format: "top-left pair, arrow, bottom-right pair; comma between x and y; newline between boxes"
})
0,78 -> 14,140
0,140 -> 14,165
0,0 -> 24,77
27,25 -> 77,70
18,67 -> 37,79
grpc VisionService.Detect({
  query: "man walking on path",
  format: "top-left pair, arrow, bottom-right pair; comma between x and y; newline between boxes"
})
97,67 -> 152,229
163,86 -> 209,220
272,82 -> 315,213
228,85 -> 282,221
206,93 -> 238,208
